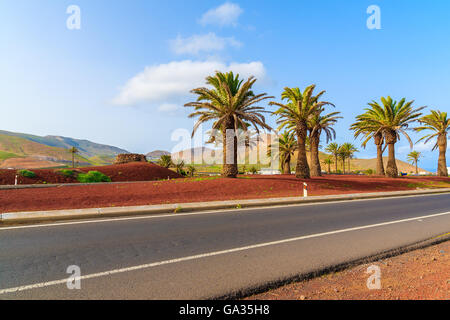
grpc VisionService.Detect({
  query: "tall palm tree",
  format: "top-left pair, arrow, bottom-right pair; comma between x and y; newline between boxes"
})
322,156 -> 333,174
185,71 -> 273,178
407,151 -> 422,174
340,143 -> 359,173
354,97 -> 424,178
68,147 -> 79,168
351,115 -> 386,175
308,110 -> 342,176
270,85 -> 334,179
268,131 -> 298,174
338,147 -> 347,174
325,142 -> 340,173
415,110 -> 449,177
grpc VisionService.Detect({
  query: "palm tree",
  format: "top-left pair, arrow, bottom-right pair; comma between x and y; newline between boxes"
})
354,97 -> 424,178
338,147 -> 347,173
415,110 -> 449,177
322,156 -> 333,174
174,160 -> 186,176
308,110 -> 342,176
270,85 -> 334,179
185,71 -> 273,178
158,155 -> 173,168
325,142 -> 340,173
68,147 -> 79,168
340,143 -> 359,173
186,165 -> 196,177
351,114 -> 386,176
268,131 -> 297,174
407,151 -> 422,174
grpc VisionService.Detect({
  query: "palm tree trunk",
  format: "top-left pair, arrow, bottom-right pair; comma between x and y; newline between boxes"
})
328,163 -> 331,174
348,158 -> 351,173
415,161 -> 418,174
295,121 -> 310,179
385,130 -> 398,178
374,133 -> 385,175
375,145 -> 385,175
334,155 -> 338,173
72,152 -> 75,168
222,117 -> 238,178
342,158 -> 345,174
283,155 -> 291,175
309,131 -> 321,177
437,134 -> 448,177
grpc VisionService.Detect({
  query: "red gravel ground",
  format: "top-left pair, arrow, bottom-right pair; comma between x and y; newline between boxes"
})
0,174 -> 449,213
246,239 -> 450,300
0,162 -> 181,185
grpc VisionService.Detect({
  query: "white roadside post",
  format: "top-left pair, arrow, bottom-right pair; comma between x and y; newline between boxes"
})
303,182 -> 308,197
14,174 -> 18,186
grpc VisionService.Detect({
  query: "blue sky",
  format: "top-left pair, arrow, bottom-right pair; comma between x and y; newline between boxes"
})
1,0 -> 449,171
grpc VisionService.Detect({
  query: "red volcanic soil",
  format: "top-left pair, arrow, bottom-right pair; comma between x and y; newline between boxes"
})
0,162 -> 181,185
0,174 -> 449,213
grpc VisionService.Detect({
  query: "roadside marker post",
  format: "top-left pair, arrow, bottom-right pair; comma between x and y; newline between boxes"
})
14,175 -> 18,186
303,182 -> 308,197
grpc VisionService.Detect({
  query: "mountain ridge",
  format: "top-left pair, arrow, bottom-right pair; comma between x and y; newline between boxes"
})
0,130 -> 129,169
0,130 -> 129,158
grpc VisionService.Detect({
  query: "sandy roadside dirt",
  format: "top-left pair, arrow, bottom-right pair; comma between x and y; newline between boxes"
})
246,239 -> 450,300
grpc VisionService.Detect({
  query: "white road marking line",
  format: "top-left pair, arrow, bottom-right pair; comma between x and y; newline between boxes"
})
1,210 -> 449,295
1,192 -> 448,231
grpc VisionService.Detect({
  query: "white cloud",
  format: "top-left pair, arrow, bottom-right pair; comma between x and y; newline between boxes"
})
112,60 -> 266,106
199,2 -> 243,27
170,33 -> 242,55
398,141 -> 433,154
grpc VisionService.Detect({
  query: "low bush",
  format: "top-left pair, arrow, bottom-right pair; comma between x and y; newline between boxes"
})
364,169 -> 375,175
18,170 -> 36,178
57,169 -> 75,177
77,171 -> 111,183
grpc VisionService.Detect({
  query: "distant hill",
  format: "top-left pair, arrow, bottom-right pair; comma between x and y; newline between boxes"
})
0,130 -> 129,169
0,130 -> 128,158
146,150 -> 171,160
169,141 -> 429,174
348,157 -> 430,174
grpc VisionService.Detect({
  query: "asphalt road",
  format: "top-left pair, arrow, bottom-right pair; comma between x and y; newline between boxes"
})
0,193 -> 449,299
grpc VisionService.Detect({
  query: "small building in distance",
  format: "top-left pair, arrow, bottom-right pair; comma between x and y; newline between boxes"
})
114,153 -> 147,164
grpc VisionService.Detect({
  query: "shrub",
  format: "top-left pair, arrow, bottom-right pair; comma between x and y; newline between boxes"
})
249,166 -> 258,174
18,170 -> 36,178
57,169 -> 75,177
364,169 -> 375,175
77,171 -> 111,183
174,206 -> 183,213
